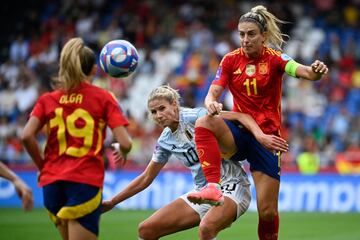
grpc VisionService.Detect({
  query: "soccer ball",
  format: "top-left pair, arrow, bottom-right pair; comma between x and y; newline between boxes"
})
99,39 -> 139,78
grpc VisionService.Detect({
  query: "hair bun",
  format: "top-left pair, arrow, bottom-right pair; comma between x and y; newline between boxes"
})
251,5 -> 267,13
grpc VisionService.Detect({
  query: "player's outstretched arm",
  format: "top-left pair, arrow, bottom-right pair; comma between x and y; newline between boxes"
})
102,161 -> 164,213
0,162 -> 33,211
295,60 -> 328,81
220,111 -> 289,153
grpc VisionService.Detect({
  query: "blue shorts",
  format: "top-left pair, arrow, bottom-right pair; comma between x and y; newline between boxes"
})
224,120 -> 281,181
43,181 -> 102,236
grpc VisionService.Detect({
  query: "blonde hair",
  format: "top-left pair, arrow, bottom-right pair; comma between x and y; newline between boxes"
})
239,5 -> 288,50
147,85 -> 181,118
148,85 -> 181,106
58,37 -> 95,91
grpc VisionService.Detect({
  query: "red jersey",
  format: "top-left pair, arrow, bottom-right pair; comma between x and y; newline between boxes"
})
31,82 -> 129,187
212,47 -> 290,135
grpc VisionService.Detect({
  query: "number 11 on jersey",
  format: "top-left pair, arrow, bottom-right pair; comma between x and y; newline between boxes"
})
243,78 -> 257,96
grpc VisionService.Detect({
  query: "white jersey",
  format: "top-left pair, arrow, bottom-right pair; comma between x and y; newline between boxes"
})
151,107 -> 250,190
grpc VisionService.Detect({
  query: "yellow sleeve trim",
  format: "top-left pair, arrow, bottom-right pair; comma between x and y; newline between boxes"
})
285,60 -> 300,77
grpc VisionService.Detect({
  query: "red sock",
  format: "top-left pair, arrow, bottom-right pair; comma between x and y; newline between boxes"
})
258,214 -> 279,240
194,127 -> 221,183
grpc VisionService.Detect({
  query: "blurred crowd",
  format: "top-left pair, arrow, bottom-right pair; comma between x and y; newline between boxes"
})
0,0 -> 359,173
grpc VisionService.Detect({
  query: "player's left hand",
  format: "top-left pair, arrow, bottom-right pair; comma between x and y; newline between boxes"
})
256,134 -> 289,153
311,60 -> 328,74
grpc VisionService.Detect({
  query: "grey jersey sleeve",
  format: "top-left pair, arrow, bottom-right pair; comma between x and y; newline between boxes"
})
151,141 -> 172,164
197,107 -> 207,118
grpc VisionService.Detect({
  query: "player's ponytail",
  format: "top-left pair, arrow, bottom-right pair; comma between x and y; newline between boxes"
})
239,5 -> 288,50
58,37 -> 95,91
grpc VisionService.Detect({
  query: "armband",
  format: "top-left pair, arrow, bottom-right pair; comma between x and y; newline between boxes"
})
285,60 -> 300,77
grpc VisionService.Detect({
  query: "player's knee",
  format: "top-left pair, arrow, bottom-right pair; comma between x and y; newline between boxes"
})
195,115 -> 221,131
138,220 -> 157,239
199,220 -> 218,240
258,205 -> 278,221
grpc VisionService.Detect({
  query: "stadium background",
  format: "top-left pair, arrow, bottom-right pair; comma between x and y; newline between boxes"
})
0,0 -> 359,239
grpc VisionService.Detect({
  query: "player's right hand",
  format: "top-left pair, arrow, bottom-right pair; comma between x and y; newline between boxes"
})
206,101 -> 223,116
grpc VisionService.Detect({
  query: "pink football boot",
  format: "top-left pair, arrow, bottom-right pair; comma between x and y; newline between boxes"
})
187,183 -> 224,206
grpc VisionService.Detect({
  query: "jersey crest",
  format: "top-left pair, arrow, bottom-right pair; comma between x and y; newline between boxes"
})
245,64 -> 256,76
259,62 -> 268,74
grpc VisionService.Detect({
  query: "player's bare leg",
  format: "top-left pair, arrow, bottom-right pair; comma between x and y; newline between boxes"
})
68,219 -> 97,240
138,198 -> 200,239
56,221 -> 68,240
252,171 -> 280,240
199,196 -> 237,240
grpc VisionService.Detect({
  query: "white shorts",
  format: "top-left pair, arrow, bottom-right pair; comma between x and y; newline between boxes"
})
180,160 -> 251,220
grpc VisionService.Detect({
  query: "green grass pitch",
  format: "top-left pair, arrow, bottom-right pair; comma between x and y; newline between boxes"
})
0,208 -> 359,239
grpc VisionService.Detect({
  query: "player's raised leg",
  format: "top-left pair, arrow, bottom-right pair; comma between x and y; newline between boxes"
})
187,115 -> 237,206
